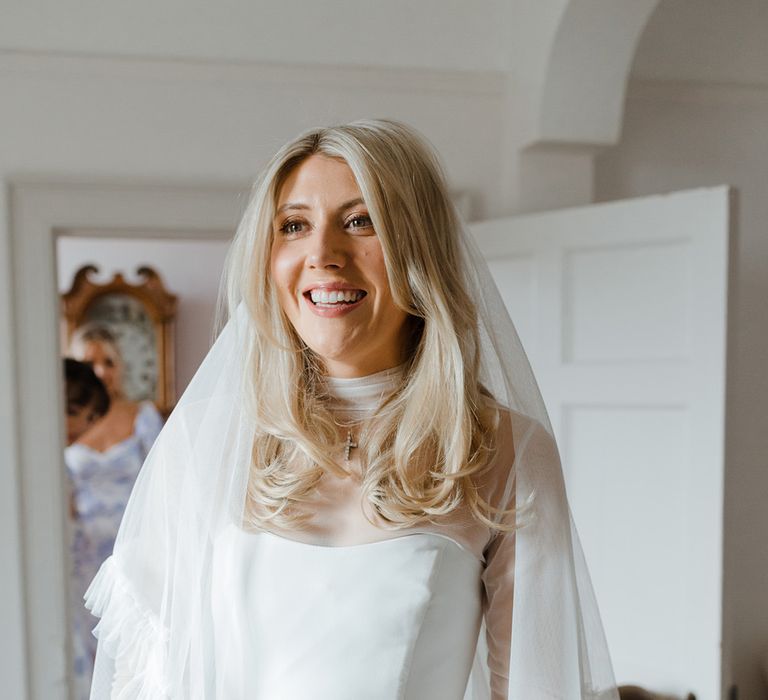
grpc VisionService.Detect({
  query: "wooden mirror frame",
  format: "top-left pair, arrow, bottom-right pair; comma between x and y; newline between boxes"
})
61,264 -> 178,416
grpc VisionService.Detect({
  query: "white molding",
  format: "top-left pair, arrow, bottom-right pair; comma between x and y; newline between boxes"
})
9,179 -> 242,700
627,77 -> 768,107
519,1 -> 660,148
0,48 -> 507,97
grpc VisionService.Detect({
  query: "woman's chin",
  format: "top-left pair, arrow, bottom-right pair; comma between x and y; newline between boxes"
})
314,352 -> 365,377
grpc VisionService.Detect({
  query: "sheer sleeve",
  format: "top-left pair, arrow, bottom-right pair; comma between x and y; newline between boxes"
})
479,411 -> 530,700
85,556 -> 170,698
481,524 -> 515,700
477,413 -> 619,700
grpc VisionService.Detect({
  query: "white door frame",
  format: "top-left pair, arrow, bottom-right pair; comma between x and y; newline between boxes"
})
8,179 -> 244,700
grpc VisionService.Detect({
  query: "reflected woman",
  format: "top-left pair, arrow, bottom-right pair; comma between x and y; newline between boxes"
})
65,324 -> 163,698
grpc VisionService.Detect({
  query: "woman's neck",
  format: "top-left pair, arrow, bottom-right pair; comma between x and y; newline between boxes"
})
325,364 -> 405,415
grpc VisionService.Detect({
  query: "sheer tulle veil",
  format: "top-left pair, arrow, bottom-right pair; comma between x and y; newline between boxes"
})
84,120 -> 619,699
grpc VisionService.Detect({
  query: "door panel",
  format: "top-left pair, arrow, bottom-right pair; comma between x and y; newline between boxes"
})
470,186 -> 732,698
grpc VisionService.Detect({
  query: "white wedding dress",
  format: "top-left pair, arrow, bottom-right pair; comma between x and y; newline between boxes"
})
208,367 -> 502,699
212,529 -> 482,699
87,362 -> 618,699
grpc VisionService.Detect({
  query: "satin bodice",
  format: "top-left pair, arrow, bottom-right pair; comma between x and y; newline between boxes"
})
211,527 -> 483,699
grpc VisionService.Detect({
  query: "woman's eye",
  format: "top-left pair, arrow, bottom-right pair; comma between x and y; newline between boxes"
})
279,220 -> 305,236
346,214 -> 373,231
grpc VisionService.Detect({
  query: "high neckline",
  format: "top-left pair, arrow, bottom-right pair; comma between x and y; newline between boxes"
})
325,364 -> 405,414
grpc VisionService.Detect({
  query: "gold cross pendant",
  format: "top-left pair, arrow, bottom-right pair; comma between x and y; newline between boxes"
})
344,430 -> 358,462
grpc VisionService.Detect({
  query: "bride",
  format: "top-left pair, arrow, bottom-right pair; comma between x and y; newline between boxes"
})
85,119 -> 618,699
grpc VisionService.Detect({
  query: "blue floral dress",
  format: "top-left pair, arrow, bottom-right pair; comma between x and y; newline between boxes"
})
65,401 -> 164,700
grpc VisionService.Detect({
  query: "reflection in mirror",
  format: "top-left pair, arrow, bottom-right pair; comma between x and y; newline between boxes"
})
63,332 -> 165,694
61,358 -> 112,698
79,294 -> 158,403
56,237 -> 229,697
61,265 -> 179,417
60,267 -> 172,697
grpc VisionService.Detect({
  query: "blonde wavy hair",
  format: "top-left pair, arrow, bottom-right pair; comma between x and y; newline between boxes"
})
224,119 -> 504,531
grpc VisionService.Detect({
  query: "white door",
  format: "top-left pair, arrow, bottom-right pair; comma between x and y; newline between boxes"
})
470,186 -> 732,699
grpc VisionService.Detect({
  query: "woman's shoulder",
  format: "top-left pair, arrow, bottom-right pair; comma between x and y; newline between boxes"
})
487,402 -> 547,454
133,400 -> 164,444
477,404 -> 554,506
136,399 -> 160,416
136,400 -> 162,422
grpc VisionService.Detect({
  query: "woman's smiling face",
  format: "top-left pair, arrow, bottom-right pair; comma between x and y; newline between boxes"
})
80,340 -> 122,398
269,154 -> 411,378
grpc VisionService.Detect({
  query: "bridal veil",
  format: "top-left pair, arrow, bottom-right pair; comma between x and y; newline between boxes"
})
85,121 -> 619,700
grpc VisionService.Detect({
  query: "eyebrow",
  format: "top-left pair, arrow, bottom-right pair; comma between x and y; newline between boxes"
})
275,197 -> 366,216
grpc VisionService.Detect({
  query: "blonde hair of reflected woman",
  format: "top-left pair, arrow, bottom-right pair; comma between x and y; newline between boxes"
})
68,322 -> 125,399
223,119 -> 509,531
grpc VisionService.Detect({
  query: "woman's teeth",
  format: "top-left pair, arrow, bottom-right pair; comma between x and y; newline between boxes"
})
309,289 -> 365,305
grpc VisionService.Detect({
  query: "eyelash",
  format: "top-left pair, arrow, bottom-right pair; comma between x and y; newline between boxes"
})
346,214 -> 373,230
278,214 -> 374,237
279,220 -> 305,236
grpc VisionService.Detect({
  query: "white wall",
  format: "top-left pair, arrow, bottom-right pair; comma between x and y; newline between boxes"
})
0,0 -> 512,72
0,53 -> 508,216
57,236 -> 230,395
595,78 -> 768,700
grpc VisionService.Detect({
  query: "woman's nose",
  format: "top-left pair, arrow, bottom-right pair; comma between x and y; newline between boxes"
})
306,224 -> 347,270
